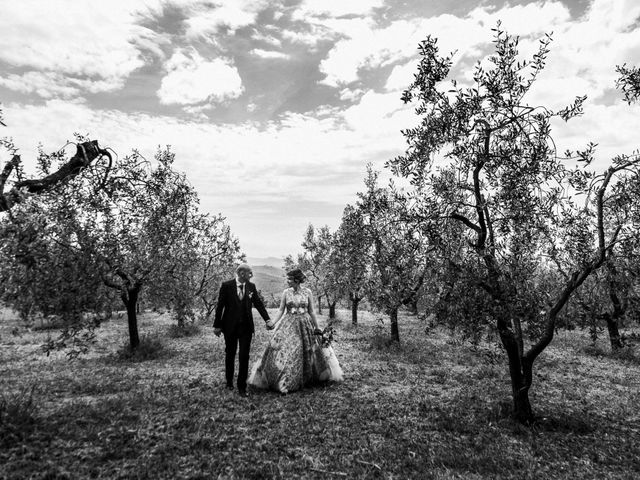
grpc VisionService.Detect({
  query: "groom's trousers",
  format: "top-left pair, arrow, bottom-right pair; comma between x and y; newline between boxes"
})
223,331 -> 252,391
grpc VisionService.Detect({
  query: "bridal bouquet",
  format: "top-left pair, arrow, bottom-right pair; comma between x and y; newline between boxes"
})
318,325 -> 336,348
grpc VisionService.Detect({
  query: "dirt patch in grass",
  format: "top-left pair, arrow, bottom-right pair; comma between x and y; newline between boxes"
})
1,307 -> 639,479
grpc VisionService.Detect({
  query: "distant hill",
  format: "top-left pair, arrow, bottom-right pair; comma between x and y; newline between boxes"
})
252,264 -> 286,306
247,256 -> 284,269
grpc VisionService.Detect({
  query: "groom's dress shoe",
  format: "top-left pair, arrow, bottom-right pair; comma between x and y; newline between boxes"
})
225,384 -> 234,391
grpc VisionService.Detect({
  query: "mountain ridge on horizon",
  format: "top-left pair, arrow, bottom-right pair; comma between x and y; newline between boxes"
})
246,256 -> 285,269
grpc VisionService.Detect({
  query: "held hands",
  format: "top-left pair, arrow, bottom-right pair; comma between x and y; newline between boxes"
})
214,328 -> 222,337
266,320 -> 275,330
314,327 -> 323,336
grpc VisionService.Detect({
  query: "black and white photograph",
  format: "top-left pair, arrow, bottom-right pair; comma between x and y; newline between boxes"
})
1,0 -> 639,478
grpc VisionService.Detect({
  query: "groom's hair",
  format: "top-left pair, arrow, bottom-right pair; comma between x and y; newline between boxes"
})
236,263 -> 252,274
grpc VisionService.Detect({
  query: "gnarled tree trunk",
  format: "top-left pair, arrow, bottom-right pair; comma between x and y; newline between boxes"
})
390,306 -> 400,342
328,301 -> 336,319
351,293 -> 360,325
605,275 -> 625,350
499,320 -> 534,424
122,286 -> 141,350
603,312 -> 624,350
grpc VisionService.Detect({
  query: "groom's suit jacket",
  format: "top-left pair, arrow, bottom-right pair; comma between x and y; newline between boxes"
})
213,279 -> 270,335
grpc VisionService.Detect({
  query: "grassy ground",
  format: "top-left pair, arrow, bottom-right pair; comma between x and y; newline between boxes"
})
1,307 -> 639,480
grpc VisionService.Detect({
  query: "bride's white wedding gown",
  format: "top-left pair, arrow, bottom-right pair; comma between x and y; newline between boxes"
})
249,287 -> 343,393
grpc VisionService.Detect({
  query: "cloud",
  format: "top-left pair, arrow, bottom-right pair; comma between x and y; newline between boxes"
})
468,1 -> 571,35
250,49 -> 290,60
284,0 -> 385,54
339,87 -> 367,102
157,49 -> 243,105
250,30 -> 283,48
551,102 -> 640,167
318,15 -> 472,87
385,61 -> 417,92
530,0 -> 640,103
4,0 -> 640,258
292,0 -> 385,19
0,0 -> 166,92
0,71 -> 125,99
1,98 -> 383,254
280,24 -> 336,51
183,0 -> 271,37
318,2 -> 573,88
341,90 -> 412,136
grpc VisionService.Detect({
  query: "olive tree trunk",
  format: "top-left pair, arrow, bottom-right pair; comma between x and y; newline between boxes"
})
351,294 -> 360,325
390,306 -> 400,342
122,287 -> 141,350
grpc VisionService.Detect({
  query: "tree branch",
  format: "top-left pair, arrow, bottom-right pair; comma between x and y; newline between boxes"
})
450,212 -> 481,232
0,140 -> 111,213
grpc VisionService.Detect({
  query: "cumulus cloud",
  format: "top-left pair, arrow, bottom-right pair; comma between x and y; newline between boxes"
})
529,0 -> 640,103
319,2 -> 573,88
292,0 -> 385,19
468,1 -> 571,36
3,0 -> 640,257
157,49 -> 243,105
251,30 -> 283,48
183,0 -> 271,37
0,72 -> 126,99
318,15 -> 476,87
0,0 -> 166,92
280,24 -> 336,51
285,0 -> 385,53
250,49 -> 290,60
385,61 -> 417,92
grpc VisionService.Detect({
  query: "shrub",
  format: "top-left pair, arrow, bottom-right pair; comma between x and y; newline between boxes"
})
0,384 -> 39,447
115,335 -> 168,362
369,316 -> 398,349
583,343 -> 640,365
611,345 -> 640,365
167,322 -> 201,338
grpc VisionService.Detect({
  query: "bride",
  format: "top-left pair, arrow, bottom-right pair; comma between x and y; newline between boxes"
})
249,268 -> 343,393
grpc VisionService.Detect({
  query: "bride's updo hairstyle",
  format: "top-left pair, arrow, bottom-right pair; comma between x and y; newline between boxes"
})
286,268 -> 306,284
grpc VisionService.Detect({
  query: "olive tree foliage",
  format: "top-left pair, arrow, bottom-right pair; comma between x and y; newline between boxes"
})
566,245 -> 640,350
37,146 -> 238,351
387,27 -> 640,423
148,213 -> 243,324
356,167 -> 432,342
559,63 -> 640,350
0,200 -> 116,320
616,64 -> 640,104
332,204 -> 371,325
284,226 -> 341,316
0,140 -> 116,356
191,218 -> 243,320
0,108 -> 112,324
565,155 -> 640,350
301,225 -> 343,319
0,133 -> 111,213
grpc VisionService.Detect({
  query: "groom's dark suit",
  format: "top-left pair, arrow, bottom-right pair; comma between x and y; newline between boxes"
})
213,279 -> 270,392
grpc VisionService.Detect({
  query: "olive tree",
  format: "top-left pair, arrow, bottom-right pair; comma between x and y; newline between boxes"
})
301,225 -> 342,319
332,205 -> 371,325
356,167 -> 431,342
388,27 -> 640,423
45,148 -> 205,350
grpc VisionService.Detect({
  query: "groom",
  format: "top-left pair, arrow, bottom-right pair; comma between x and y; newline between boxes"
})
213,263 -> 271,397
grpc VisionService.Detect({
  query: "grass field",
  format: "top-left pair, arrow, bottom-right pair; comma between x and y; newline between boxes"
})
1,307 -> 639,479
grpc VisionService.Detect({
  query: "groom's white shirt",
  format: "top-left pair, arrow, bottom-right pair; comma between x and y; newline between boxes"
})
235,277 -> 245,299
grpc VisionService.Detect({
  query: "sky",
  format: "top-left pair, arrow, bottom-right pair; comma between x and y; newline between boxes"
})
1,0 -> 639,259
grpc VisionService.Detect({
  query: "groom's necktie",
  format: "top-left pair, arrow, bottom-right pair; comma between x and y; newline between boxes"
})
238,284 -> 244,300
